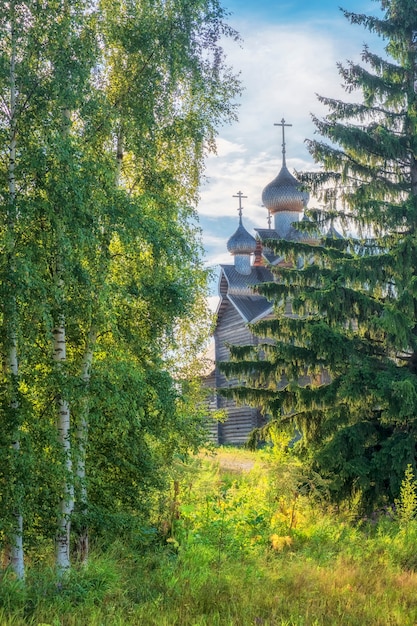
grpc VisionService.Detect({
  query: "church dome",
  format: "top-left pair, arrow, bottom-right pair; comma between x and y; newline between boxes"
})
227,221 -> 257,255
262,164 -> 309,214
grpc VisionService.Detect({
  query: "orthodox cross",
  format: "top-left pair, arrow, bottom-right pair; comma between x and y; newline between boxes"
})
233,191 -> 247,222
274,118 -> 292,166
267,209 -> 272,229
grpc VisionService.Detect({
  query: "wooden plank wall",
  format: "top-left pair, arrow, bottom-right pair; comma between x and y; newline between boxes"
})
212,302 -> 265,445
206,296 -> 329,446
203,369 -> 221,443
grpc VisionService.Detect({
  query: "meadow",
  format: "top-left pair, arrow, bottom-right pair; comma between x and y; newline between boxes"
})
2,443 -> 417,626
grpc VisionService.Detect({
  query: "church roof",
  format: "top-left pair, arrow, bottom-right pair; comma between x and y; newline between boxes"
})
254,229 -> 282,265
286,223 -> 314,242
254,223 -> 315,264
255,228 -> 281,240
219,264 -> 273,295
261,163 -> 309,214
228,295 -> 273,323
261,119 -> 309,216
227,220 -> 257,255
218,264 -> 274,323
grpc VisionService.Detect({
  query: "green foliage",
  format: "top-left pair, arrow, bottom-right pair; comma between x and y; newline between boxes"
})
395,464 -> 417,529
0,0 -> 241,573
3,449 -> 417,625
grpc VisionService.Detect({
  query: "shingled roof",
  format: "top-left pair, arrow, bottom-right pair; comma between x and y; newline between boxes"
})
217,264 -> 274,323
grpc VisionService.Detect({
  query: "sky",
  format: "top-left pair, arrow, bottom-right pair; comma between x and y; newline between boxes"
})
198,0 -> 385,305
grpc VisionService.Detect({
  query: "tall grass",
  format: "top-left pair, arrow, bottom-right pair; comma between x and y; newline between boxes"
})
2,446 -> 417,625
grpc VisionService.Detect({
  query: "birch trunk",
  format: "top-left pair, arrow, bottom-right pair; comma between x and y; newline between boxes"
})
75,327 -> 97,563
7,341 -> 24,580
54,316 -> 74,573
5,1 -> 25,580
55,102 -> 74,573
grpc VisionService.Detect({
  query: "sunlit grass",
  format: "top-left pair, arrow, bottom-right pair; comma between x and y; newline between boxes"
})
2,447 -> 417,625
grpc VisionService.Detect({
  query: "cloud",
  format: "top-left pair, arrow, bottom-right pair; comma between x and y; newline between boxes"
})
198,3 -> 382,291
214,137 -> 247,157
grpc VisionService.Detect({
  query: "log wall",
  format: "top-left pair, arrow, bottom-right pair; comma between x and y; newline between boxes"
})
211,301 -> 265,445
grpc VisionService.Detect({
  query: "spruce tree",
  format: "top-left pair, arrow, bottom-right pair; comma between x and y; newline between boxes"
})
221,0 -> 417,509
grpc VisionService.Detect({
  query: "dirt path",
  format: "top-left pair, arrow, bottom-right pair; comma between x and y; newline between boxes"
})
202,449 -> 257,473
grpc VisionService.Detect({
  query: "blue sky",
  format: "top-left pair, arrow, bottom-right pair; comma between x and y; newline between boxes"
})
223,0 -> 379,20
198,0 -> 384,304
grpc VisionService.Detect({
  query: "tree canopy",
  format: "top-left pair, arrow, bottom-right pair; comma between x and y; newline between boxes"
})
0,0 -> 240,577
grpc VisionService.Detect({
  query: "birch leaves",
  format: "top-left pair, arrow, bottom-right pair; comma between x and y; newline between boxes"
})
0,0 -> 239,577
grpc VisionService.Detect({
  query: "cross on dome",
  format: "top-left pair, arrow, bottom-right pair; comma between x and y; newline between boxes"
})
226,191 -> 256,269
233,191 -> 248,222
274,118 -> 292,167
262,117 -> 309,218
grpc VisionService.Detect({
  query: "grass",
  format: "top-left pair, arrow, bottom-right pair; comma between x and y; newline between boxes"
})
2,446 -> 417,625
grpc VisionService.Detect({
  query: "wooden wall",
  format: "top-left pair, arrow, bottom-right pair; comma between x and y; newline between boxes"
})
211,301 -> 266,445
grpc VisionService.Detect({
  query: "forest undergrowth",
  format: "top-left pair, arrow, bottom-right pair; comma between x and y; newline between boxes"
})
2,440 -> 417,625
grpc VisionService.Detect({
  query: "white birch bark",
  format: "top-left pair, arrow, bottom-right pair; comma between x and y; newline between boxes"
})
55,101 -> 74,573
54,315 -> 74,573
6,1 -> 25,580
7,343 -> 24,580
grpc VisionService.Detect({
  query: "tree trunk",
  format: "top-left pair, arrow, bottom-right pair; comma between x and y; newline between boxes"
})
7,338 -> 24,580
5,1 -> 25,580
54,66 -> 74,570
54,318 -> 74,574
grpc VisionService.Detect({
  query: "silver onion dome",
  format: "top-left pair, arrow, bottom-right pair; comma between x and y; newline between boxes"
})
261,164 -> 309,214
262,118 -> 309,215
227,220 -> 257,255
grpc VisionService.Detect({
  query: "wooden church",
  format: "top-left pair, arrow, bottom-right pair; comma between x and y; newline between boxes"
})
208,120 -> 317,445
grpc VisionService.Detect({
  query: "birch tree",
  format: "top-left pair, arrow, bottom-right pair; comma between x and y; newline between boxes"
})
0,0 -> 101,573
0,0 -> 55,580
5,1 -> 24,580
70,0 -> 240,557
0,0 -> 240,575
